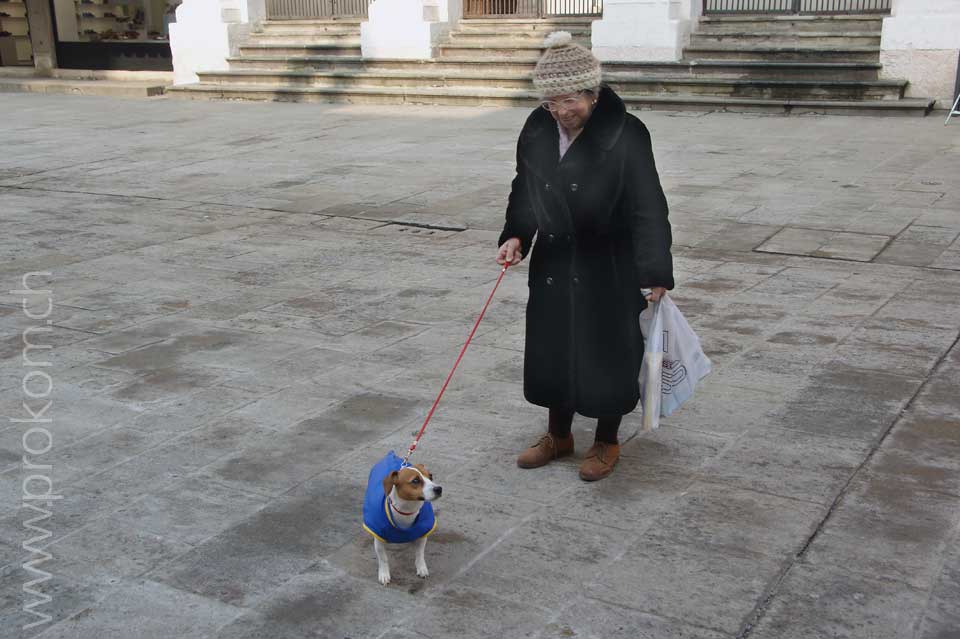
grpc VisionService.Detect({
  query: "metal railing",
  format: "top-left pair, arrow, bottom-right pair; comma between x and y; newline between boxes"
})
703,0 -> 890,13
266,0 -> 370,19
464,0 -> 602,18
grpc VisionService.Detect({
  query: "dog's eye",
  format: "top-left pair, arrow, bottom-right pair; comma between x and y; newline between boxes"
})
411,478 -> 421,485
428,474 -> 434,480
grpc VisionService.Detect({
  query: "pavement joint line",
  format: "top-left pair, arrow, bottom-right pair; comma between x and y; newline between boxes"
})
690,474 -> 828,508
369,510 -> 544,639
887,209 -> 926,243
909,515 -> 960,637
578,593 -> 732,636
0,155 -> 129,182
47,323 -> 109,336
379,220 -> 468,232
734,331 -> 960,639
2,183 -> 290,212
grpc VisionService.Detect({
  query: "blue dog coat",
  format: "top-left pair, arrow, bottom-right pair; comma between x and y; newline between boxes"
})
362,451 -> 437,544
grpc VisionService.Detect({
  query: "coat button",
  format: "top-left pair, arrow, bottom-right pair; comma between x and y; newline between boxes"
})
545,183 -> 551,191
546,277 -> 554,286
548,233 -> 555,242
573,276 -> 580,285
570,183 -> 579,192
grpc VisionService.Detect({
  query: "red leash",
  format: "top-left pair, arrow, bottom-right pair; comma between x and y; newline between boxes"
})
402,264 -> 511,465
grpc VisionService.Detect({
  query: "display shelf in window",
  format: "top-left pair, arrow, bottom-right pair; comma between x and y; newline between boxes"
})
76,2 -> 132,9
0,0 -> 29,67
75,8 -> 130,17
0,21 -> 26,36
81,27 -> 148,42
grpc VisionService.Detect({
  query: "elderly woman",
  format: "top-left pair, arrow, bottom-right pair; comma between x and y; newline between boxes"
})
496,32 -> 674,482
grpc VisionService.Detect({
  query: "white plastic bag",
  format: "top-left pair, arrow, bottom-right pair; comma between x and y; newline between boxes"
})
639,300 -> 664,431
639,294 -> 712,431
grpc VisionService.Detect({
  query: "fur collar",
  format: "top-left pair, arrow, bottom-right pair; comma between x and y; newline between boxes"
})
519,85 -> 627,164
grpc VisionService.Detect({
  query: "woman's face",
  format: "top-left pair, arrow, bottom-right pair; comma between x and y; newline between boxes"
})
543,91 -> 596,132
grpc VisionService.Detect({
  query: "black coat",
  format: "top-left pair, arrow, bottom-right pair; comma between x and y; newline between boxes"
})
498,86 -> 674,418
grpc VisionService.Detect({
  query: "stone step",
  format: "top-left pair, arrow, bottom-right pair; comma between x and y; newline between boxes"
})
696,15 -> 884,33
445,30 -> 592,45
245,33 -> 362,46
457,17 -> 595,29
199,68 -> 905,100
448,26 -> 592,37
631,60 -> 882,81
0,75 -> 167,97
253,25 -> 361,36
203,69 -> 531,90
227,55 -> 538,74
689,32 -> 881,48
683,45 -> 880,63
436,42 -> 551,60
226,55 -> 883,81
238,43 -> 362,57
166,82 -> 933,116
253,19 -> 362,35
604,75 -> 904,101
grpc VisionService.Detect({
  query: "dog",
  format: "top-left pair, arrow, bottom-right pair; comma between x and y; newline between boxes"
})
362,452 -> 442,585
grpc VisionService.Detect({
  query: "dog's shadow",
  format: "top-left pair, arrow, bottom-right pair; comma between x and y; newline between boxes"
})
329,529 -> 473,591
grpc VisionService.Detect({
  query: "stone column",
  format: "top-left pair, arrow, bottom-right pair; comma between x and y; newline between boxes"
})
881,0 -> 960,109
592,0 -> 700,62
361,0 -> 461,59
24,0 -> 56,73
242,0 -> 267,25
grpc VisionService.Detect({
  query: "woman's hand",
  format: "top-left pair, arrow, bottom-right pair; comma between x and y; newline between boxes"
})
497,238 -> 523,266
645,287 -> 667,303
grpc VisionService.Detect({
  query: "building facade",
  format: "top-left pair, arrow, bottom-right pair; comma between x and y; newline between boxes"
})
4,0 -> 959,109
1,0 -> 181,71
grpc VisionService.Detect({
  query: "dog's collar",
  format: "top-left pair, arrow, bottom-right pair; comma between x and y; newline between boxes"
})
388,497 -> 416,518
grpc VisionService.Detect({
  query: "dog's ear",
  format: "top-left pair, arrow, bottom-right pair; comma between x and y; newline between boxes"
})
382,470 -> 399,496
414,464 -> 434,481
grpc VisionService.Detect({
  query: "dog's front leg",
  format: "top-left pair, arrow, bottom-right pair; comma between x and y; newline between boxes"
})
374,538 -> 391,585
414,537 -> 429,578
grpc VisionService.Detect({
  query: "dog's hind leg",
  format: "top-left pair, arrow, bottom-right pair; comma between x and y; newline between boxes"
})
414,537 -> 429,578
374,538 -> 391,585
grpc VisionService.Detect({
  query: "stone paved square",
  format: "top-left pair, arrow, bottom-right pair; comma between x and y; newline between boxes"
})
0,93 -> 958,638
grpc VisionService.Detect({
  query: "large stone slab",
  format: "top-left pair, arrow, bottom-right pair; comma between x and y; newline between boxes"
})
755,228 -> 891,262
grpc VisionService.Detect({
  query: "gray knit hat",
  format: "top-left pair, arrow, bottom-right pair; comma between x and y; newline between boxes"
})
532,31 -> 602,97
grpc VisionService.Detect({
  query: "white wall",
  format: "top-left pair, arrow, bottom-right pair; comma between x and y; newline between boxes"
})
592,0 -> 699,62
361,0 -> 459,59
881,0 -> 960,109
169,0 -> 243,85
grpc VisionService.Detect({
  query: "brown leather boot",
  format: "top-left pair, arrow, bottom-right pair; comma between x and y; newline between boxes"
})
579,442 -> 620,481
517,432 -> 574,469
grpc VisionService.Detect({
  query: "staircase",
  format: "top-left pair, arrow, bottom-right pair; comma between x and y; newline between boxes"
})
167,14 -> 934,116
652,13 -> 934,115
167,17 -> 590,106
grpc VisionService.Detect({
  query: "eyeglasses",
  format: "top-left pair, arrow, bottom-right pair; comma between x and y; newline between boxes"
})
540,94 -> 587,112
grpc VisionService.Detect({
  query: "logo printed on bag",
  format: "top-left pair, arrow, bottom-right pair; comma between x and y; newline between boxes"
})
660,330 -> 688,394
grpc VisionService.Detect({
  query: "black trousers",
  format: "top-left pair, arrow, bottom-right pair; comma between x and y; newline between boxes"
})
548,407 -> 622,444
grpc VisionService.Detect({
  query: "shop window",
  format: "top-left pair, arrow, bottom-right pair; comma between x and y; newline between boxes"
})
0,0 -> 32,66
54,0 -> 181,43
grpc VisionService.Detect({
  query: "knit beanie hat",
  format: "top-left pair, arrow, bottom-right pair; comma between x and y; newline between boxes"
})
532,31 -> 602,97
